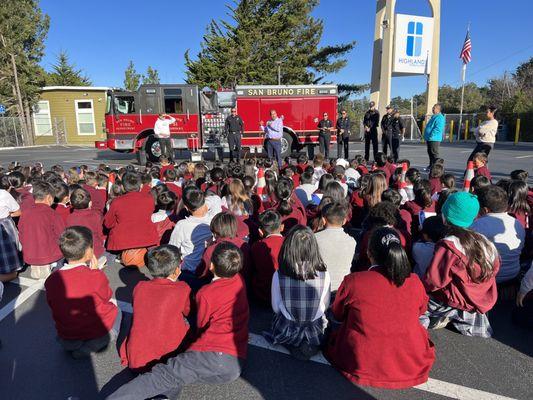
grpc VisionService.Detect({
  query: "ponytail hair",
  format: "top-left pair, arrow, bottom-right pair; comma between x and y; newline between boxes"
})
368,227 -> 411,287
275,178 -> 293,216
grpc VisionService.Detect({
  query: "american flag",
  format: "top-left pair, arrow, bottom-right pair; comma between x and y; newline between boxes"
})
460,30 -> 472,64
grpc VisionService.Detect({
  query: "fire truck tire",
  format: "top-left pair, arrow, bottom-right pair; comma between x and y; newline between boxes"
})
281,131 -> 293,158
144,135 -> 162,163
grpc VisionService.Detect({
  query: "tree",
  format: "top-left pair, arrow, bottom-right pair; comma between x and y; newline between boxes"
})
0,0 -> 50,145
143,66 -> 160,84
185,0 -> 360,92
46,51 -> 91,86
123,61 -> 141,91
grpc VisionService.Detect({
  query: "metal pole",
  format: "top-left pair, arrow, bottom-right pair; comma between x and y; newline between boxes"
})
276,60 -> 282,85
458,63 -> 467,142
410,97 -> 414,140
13,117 -> 19,147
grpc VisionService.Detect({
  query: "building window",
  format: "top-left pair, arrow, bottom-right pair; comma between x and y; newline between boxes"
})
33,100 -> 53,136
406,21 -> 423,57
75,100 -> 96,135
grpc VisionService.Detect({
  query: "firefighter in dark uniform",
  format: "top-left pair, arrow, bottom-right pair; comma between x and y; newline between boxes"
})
224,107 -> 244,163
380,105 -> 394,156
363,101 -> 380,161
317,112 -> 333,159
390,109 -> 405,162
336,109 -> 350,159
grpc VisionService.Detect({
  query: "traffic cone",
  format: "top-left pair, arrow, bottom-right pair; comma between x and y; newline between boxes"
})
463,161 -> 475,191
107,172 -> 116,194
256,168 -> 266,200
399,162 -> 408,189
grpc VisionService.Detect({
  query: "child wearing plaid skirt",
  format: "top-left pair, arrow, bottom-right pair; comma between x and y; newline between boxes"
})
0,188 -> 22,282
421,192 -> 500,338
264,225 -> 331,361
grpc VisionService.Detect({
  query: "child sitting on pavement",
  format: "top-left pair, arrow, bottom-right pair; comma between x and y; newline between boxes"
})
45,226 -> 120,359
120,244 -> 191,371
108,242 -> 249,400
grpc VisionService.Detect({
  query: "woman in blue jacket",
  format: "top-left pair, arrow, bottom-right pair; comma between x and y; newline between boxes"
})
423,104 -> 445,169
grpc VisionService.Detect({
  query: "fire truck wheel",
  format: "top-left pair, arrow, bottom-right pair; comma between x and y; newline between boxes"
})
281,131 -> 293,158
144,135 -> 162,163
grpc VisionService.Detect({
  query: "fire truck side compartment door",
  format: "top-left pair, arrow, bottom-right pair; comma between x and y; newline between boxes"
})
140,87 -> 161,115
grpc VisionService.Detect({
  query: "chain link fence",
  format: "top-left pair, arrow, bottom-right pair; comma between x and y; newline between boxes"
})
0,117 -> 24,147
0,116 -> 68,147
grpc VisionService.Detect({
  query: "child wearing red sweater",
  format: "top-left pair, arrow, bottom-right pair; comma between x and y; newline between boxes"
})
66,187 -> 107,268
52,182 -> 71,223
104,172 -> 158,263
120,245 -> 191,371
108,242 -> 249,400
251,210 -> 284,304
473,152 -> 492,182
325,227 -> 435,389
83,171 -> 106,214
45,226 -> 119,359
197,211 -> 250,282
18,181 -> 65,279
421,192 -> 500,337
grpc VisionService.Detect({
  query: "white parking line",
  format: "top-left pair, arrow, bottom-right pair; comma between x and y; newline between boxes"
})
0,279 -> 44,322
4,278 -> 518,400
515,155 -> 533,159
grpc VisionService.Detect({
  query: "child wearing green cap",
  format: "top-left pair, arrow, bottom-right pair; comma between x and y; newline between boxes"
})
420,191 -> 500,338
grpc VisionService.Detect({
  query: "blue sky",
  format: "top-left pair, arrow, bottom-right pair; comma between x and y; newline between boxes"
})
39,0 -> 533,98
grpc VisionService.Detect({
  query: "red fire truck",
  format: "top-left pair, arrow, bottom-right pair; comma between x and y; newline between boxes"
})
97,84 -> 338,164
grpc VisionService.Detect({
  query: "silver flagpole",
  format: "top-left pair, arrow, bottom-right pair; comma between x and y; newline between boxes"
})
458,63 -> 467,141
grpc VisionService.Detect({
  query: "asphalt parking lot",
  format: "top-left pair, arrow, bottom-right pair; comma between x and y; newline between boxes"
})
0,142 -> 532,400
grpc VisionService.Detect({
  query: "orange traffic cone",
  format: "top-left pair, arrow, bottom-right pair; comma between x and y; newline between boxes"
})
256,168 -> 266,200
107,172 -> 116,194
399,162 -> 408,189
463,161 -> 475,191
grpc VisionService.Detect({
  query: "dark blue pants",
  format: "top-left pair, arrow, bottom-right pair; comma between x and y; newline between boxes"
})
106,351 -> 243,400
265,139 -> 282,167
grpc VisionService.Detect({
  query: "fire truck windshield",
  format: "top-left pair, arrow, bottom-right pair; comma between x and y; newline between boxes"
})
114,96 -> 135,114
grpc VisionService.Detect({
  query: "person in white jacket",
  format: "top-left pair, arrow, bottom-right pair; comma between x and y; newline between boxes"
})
468,106 -> 498,161
154,113 -> 176,162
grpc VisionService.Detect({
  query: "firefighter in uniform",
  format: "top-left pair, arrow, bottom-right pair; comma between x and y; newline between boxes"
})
363,101 -> 380,161
380,105 -> 394,156
317,112 -> 333,159
336,109 -> 350,159
224,107 -> 244,163
390,109 -> 405,162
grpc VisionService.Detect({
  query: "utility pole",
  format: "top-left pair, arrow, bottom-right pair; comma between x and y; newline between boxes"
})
276,61 -> 282,85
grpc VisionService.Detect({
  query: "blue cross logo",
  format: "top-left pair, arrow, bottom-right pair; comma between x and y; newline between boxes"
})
406,21 -> 423,57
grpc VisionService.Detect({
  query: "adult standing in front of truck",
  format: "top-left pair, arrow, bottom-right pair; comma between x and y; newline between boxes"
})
261,109 -> 283,168
225,108 -> 244,163
154,114 -> 176,162
336,110 -> 351,159
318,112 -> 334,159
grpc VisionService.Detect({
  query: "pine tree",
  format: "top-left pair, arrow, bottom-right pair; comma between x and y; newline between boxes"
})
143,66 -> 160,84
0,0 -> 50,145
123,61 -> 141,91
46,51 -> 92,86
185,0 -> 362,96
